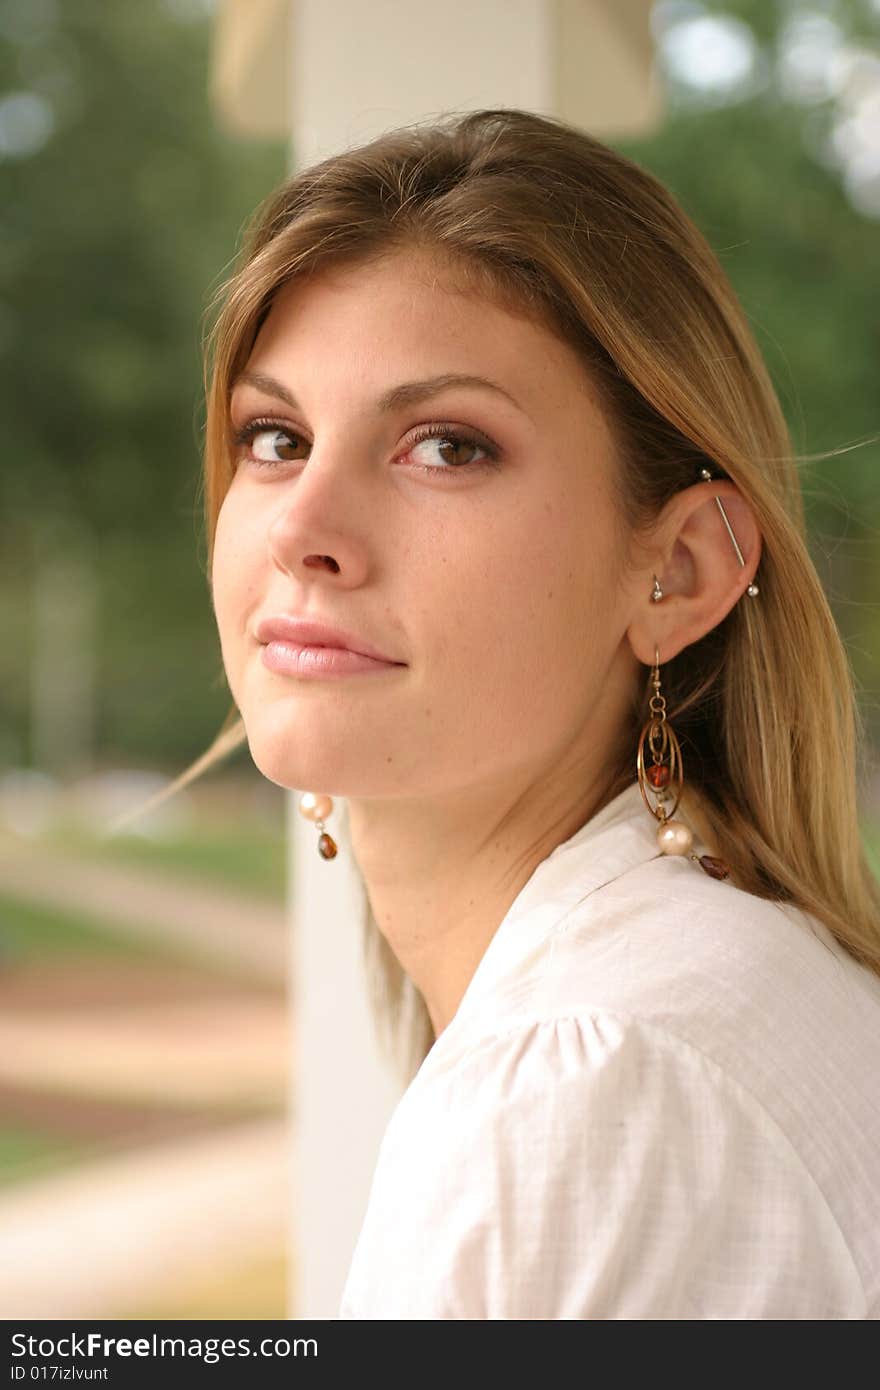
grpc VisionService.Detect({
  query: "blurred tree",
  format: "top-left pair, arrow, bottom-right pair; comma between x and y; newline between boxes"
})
0,0 -> 287,768
617,0 -> 880,748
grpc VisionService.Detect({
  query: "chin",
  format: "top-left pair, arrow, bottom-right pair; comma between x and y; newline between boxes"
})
242,721 -> 339,796
246,738 -> 309,793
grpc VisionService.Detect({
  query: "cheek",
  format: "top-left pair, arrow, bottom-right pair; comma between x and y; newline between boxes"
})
211,495 -> 262,674
210,504 -> 237,638
431,502 -> 605,730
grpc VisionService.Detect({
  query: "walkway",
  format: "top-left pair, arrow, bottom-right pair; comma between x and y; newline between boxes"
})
0,830 -> 294,1317
0,828 -> 287,983
0,1116 -> 289,1319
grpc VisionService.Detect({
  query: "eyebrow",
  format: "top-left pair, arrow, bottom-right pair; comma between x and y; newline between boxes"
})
231,369 -> 529,418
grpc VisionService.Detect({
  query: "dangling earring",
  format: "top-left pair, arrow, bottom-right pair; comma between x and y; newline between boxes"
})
636,646 -> 730,880
298,792 -> 338,859
639,464 -> 758,877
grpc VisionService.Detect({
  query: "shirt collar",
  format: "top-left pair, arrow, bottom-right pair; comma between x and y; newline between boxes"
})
446,778 -> 666,1036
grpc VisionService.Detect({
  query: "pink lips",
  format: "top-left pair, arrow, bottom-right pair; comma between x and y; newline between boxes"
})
254,613 -> 406,679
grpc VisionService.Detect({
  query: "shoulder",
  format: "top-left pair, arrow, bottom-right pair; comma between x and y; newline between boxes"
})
341,1011 -> 868,1317
528,859 -> 880,1199
429,860 -> 880,1312
516,852 -> 880,1090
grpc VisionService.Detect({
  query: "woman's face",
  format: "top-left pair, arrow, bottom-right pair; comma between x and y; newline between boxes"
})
211,247 -> 638,803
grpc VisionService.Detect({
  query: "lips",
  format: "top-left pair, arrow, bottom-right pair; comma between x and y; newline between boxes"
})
254,614 -> 404,664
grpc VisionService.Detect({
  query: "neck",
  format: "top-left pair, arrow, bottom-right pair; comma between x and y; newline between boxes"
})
347,753 -> 626,1038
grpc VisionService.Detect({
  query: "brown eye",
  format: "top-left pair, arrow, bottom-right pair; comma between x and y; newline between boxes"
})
404,422 -> 500,476
409,433 -> 485,469
250,427 -> 302,464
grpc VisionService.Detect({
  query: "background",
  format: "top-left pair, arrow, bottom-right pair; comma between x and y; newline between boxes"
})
0,0 -> 878,1318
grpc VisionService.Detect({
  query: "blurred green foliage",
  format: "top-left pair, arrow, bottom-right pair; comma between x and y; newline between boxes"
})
1,0 -> 877,773
615,1 -> 880,746
45,819 -> 287,900
0,890 -> 204,963
0,0 -> 287,767
0,1125 -> 106,1188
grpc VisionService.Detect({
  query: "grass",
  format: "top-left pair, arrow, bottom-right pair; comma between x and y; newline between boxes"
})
0,891 -> 211,966
42,821 -> 287,902
0,1126 -> 108,1188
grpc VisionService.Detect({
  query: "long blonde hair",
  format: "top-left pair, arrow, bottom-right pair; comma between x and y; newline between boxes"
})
109,108 -> 880,1084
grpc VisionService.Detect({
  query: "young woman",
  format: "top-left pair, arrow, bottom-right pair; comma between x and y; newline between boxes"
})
155,109 -> 880,1317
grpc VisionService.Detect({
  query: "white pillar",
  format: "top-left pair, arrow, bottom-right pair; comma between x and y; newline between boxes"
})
288,795 -> 404,1317
211,0 -> 661,1320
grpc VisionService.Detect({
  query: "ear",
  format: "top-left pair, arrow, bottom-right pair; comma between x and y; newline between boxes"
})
625,480 -> 762,667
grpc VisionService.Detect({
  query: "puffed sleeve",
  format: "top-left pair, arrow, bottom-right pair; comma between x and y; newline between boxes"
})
337,1012 -> 865,1318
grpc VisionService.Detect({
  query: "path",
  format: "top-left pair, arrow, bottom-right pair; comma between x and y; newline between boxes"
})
0,1116 -> 289,1319
0,834 -> 295,1318
0,829 -> 288,983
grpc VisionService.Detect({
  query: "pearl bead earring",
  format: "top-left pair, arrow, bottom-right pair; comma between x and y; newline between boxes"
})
298,791 -> 338,859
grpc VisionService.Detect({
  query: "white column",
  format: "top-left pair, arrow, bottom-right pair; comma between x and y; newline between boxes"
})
265,0 -> 660,1319
288,794 -> 406,1318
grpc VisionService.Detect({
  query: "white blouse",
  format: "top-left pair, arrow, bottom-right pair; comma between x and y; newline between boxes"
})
337,779 -> 880,1319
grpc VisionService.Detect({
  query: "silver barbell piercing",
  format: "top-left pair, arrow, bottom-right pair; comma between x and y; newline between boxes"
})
652,467 -> 759,602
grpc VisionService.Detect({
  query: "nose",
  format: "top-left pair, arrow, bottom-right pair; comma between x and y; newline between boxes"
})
266,446 -> 371,586
303,554 -> 340,573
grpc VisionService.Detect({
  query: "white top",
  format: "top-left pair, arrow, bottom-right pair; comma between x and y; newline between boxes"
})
338,779 -> 880,1319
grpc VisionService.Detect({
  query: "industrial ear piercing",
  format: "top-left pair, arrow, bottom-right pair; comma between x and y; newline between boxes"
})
651,469 -> 759,603
700,466 -> 760,597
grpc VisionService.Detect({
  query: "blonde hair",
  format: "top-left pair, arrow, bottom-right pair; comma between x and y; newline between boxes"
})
109,108 -> 880,1085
